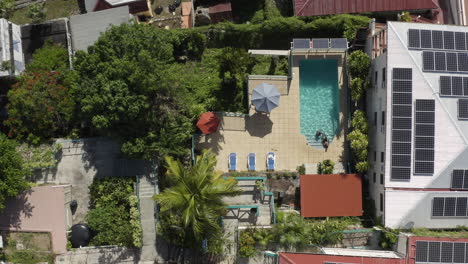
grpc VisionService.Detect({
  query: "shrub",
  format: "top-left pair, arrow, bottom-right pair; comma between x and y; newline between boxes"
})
318,160 -> 335,174
351,110 -> 369,133
355,161 -> 369,173
348,50 -> 370,79
238,231 -> 256,258
380,228 -> 399,249
296,164 -> 305,175
347,130 -> 368,161
26,2 -> 45,23
350,78 -> 364,102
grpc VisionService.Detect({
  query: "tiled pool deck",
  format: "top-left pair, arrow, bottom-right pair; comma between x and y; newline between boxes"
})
195,53 -> 348,172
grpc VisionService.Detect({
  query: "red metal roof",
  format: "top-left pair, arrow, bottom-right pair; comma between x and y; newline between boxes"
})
279,252 -> 406,264
300,174 -> 362,217
294,0 -> 440,16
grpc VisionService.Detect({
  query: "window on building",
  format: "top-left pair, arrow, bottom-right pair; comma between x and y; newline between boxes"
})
432,197 -> 468,217
381,152 -> 385,163
374,151 -> 377,162
375,71 -> 378,86
380,193 -> 383,212
373,172 -> 376,183
382,67 -> 386,88
381,111 -> 385,126
374,112 -> 377,126
380,174 -> 384,185
451,169 -> 468,190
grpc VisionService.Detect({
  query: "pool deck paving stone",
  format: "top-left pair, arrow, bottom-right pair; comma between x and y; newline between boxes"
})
196,57 -> 348,172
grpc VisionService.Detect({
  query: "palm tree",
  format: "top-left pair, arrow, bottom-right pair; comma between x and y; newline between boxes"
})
154,149 -> 241,248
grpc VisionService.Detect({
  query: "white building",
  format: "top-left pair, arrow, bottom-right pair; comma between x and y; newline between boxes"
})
0,18 -> 24,77
366,21 -> 468,229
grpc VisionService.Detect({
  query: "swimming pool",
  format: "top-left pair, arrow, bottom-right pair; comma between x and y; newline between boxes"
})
299,59 -> 340,146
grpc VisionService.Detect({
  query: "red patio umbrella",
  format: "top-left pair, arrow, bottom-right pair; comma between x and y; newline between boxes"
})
197,112 -> 220,134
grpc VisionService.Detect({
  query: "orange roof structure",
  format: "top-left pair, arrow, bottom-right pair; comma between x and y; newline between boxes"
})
300,174 -> 362,217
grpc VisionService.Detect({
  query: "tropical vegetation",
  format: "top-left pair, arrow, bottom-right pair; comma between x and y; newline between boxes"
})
154,150 -> 240,252
86,177 -> 142,247
317,159 -> 335,174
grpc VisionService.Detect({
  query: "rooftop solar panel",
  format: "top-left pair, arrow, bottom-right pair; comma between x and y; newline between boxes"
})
416,241 -> 429,262
392,80 -> 412,93
456,198 -> 467,216
441,242 -> 454,262
447,52 -> 458,72
432,198 -> 445,217
453,243 -> 465,262
408,29 -> 420,48
392,142 -> 411,155
292,39 -> 310,49
422,51 -> 435,71
392,130 -> 412,142
393,68 -> 412,80
458,99 -> 468,119
415,124 -> 435,136
444,197 -> 456,216
452,170 -> 465,189
415,136 -> 434,149
415,149 -> 434,161
393,105 -> 412,117
435,52 -> 447,71
392,155 -> 411,167
432,30 -> 444,49
456,31 -> 467,50
392,92 -> 412,105
416,112 -> 435,124
453,76 -> 463,96
312,38 -> 329,49
330,38 -> 347,49
464,77 -> 468,96
414,99 -> 435,175
420,30 -> 432,49
444,31 -> 455,50
415,99 -> 435,111
440,76 -> 452,95
458,53 -> 468,72
391,167 -> 411,180
393,117 -> 412,129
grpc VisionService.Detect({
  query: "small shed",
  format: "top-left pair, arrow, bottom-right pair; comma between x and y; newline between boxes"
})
300,174 -> 362,217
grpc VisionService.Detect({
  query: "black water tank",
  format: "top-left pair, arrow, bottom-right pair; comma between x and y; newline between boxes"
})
70,224 -> 91,248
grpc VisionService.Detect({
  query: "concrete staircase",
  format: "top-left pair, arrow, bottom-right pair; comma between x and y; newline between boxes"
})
137,176 -> 158,264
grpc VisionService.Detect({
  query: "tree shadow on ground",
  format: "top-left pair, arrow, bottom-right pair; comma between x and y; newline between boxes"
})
0,189 -> 34,229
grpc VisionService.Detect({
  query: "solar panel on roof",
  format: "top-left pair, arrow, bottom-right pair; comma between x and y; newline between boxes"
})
330,38 -> 347,49
435,52 -> 447,71
465,171 -> 468,189
422,51 -> 435,71
393,105 -> 412,117
458,99 -> 468,119
312,38 -> 329,49
416,241 -> 429,262
415,124 -> 435,136
392,130 -> 412,141
415,136 -> 434,149
392,155 -> 411,167
391,167 -> 411,180
453,243 -> 466,262
293,39 -> 310,49
444,197 -> 456,216
432,30 -> 444,49
420,30 -> 432,49
408,29 -> 420,48
444,31 -> 455,50
392,93 -> 412,105
432,198 -> 445,216
416,99 -> 435,111
456,198 -> 467,216
392,80 -> 412,93
452,170 -> 465,189
392,142 -> 411,154
393,68 -> 412,80
415,149 -> 434,161
464,77 -> 468,96
455,31 -> 466,50
441,242 -> 454,262
458,53 -> 468,71
416,112 -> 435,124
440,76 -> 452,95
453,76 -> 463,96
447,52 -> 458,71
414,99 -> 435,175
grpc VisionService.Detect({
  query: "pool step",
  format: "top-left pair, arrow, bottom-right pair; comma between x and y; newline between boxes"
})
305,135 -> 333,149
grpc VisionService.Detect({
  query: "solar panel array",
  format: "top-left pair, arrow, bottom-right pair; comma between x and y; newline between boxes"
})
439,76 -> 468,96
391,68 -> 413,181
451,169 -> 468,190
408,29 -> 468,51
292,38 -> 348,49
422,51 -> 468,73
416,241 -> 468,263
459,99 -> 468,119
432,197 -> 468,217
414,100 -> 435,175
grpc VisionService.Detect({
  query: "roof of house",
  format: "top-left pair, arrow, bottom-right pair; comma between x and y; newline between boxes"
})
208,2 -> 232,14
69,6 -> 130,51
0,186 -> 70,254
294,0 -> 440,17
279,252 -> 406,264
300,174 -> 362,217
320,248 -> 403,258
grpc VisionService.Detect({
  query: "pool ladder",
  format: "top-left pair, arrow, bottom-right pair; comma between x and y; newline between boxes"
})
305,135 -> 333,149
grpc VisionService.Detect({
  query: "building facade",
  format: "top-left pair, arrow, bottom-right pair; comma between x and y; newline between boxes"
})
0,19 -> 25,77
366,21 -> 468,229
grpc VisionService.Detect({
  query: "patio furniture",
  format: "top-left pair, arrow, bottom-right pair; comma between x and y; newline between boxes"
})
251,83 -> 280,113
248,153 -> 256,171
229,153 -> 237,171
267,152 -> 275,171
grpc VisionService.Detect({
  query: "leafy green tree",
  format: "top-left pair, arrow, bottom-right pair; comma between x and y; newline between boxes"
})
348,50 -> 370,79
318,159 -> 335,174
351,110 -> 369,133
73,24 -> 205,159
154,150 -> 241,249
26,2 -> 46,23
347,130 -> 368,162
0,134 -> 29,211
26,42 -> 69,73
350,78 -> 364,102
5,71 -> 74,143
0,0 -> 15,19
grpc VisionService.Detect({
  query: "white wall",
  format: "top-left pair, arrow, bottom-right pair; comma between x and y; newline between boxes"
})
0,19 -> 25,76
385,189 -> 468,229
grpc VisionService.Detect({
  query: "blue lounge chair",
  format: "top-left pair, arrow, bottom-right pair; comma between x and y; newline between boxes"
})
248,153 -> 256,171
229,153 -> 237,171
267,152 -> 275,171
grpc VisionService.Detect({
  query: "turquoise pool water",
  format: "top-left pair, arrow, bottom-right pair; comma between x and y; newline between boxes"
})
299,59 -> 340,145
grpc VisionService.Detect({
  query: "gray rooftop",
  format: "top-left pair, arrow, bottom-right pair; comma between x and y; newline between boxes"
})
69,6 -> 131,52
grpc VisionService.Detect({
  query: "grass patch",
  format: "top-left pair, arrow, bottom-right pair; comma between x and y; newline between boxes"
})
410,227 -> 468,238
10,0 -> 80,25
1,232 -> 53,264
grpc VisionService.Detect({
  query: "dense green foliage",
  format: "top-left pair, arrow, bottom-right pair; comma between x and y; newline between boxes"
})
200,15 -> 370,49
239,213 -> 359,255
0,0 -> 15,18
17,143 -> 62,171
26,2 -> 45,23
351,110 -> 369,134
0,134 -> 29,211
317,159 -> 335,174
154,150 -> 240,251
348,50 -> 371,80
5,44 -> 73,143
86,177 -> 142,247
